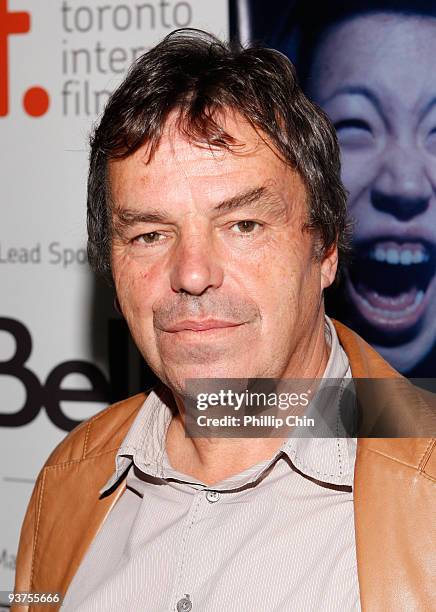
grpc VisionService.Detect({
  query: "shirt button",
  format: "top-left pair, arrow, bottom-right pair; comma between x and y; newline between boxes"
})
176,595 -> 192,611
206,490 -> 220,503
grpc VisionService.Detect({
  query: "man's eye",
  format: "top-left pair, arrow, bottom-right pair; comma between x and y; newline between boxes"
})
135,232 -> 164,244
231,220 -> 261,234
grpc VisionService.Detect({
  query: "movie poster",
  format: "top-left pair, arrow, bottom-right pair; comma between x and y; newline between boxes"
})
248,0 -> 436,377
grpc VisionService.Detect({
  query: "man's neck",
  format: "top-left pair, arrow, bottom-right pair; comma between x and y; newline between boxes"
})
165,316 -> 331,486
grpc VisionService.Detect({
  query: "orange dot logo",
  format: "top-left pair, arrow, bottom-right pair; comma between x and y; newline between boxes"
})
23,86 -> 50,117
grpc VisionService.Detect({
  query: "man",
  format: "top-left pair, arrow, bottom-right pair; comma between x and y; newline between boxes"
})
14,30 -> 435,611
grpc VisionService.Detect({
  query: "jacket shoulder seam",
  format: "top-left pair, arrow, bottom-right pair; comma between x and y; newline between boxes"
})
418,439 -> 436,471
81,392 -> 145,460
82,419 -> 92,460
420,470 -> 436,484
82,392 -> 145,460
29,468 -> 46,591
46,392 -> 146,466
364,439 -> 435,473
44,447 -> 121,470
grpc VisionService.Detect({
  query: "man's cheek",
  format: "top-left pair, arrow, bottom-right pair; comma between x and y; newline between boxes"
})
117,280 -> 149,323
118,263 -> 153,300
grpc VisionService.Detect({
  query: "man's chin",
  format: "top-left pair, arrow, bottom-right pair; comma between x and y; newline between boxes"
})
159,364 -> 252,395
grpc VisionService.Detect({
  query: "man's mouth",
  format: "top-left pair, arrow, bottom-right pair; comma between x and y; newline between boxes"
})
164,319 -> 245,333
346,238 -> 436,335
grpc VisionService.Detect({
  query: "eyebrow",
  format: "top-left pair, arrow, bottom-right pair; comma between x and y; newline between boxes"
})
212,185 -> 287,218
112,185 -> 288,232
112,207 -> 170,228
321,85 -> 387,122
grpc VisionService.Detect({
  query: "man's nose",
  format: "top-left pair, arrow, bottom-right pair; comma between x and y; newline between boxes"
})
370,142 -> 432,221
169,232 -> 224,295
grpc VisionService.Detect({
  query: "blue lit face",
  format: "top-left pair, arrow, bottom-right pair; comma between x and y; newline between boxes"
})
308,13 -> 436,372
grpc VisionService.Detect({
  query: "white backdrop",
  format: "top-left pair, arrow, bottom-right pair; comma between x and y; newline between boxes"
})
0,0 -> 228,597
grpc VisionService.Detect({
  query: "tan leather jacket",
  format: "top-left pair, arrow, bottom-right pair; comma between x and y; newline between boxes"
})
13,321 -> 436,611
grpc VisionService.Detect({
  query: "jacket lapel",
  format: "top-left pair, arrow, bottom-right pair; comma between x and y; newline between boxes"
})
22,321 -> 433,611
30,451 -> 126,600
334,319 -> 435,611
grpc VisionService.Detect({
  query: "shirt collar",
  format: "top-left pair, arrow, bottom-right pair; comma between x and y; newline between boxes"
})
100,385 -> 174,494
101,316 -> 356,494
279,316 -> 356,486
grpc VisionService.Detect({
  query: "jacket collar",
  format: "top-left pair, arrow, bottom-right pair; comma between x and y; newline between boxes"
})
95,320 -> 435,612
334,319 -> 435,611
19,320 -> 434,611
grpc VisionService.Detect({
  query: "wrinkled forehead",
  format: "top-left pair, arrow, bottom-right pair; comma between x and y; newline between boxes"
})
108,110 -> 306,216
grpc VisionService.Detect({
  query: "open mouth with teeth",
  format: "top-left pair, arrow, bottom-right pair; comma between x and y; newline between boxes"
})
346,238 -> 436,339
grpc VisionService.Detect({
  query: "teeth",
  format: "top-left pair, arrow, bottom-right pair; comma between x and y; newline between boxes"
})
374,247 -> 386,262
400,251 -> 413,265
412,250 -> 427,264
386,249 -> 400,264
370,245 -> 429,265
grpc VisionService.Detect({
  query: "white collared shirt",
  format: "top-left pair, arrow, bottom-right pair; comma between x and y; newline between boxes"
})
62,317 -> 360,611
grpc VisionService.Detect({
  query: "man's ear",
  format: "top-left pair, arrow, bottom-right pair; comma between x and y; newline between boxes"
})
320,243 -> 338,291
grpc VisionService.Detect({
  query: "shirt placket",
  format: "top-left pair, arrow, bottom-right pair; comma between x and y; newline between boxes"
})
168,485 -> 225,612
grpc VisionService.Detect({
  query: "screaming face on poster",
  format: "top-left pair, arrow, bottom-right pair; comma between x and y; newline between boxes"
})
260,0 -> 436,375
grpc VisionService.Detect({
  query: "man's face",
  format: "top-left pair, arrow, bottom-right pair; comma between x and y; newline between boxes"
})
109,113 -> 336,396
309,14 -> 436,372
